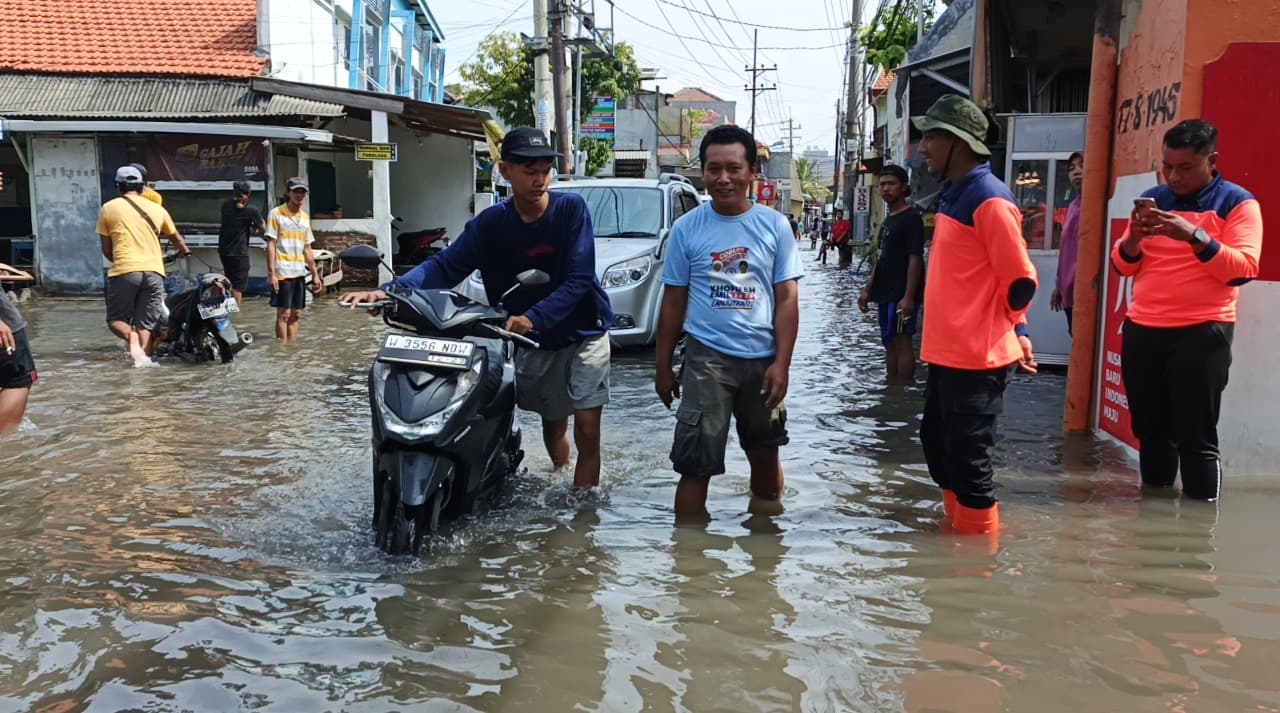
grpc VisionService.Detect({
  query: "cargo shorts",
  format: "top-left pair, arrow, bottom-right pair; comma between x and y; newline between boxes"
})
106,271 -> 166,331
670,337 -> 789,478
514,333 -> 611,421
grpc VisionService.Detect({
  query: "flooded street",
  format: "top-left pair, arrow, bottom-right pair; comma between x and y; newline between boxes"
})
2,262 -> 1280,713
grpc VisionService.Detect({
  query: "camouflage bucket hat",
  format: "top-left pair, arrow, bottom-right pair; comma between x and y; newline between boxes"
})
912,94 -> 991,157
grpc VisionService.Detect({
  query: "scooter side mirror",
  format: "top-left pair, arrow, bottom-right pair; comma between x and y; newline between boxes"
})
340,245 -> 384,270
516,269 -> 551,286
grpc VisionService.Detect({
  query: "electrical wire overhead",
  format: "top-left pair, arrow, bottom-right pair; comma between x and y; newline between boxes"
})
615,5 -> 846,50
654,0 -> 848,32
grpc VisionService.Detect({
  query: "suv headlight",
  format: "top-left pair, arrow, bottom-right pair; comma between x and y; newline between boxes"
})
602,256 -> 652,289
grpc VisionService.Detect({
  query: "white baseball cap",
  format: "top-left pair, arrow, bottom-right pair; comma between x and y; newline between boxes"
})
115,165 -> 144,183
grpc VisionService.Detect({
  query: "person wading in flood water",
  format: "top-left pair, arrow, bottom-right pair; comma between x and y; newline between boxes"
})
655,124 -> 803,522
859,165 -> 925,385
914,95 -> 1037,536
344,127 -> 614,491
1113,119 -> 1262,502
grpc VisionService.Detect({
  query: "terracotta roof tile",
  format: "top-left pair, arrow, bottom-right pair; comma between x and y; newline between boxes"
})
870,71 -> 896,95
673,87 -> 727,103
0,0 -> 265,77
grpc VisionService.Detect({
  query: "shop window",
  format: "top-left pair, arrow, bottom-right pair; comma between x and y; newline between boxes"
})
1012,160 -> 1051,250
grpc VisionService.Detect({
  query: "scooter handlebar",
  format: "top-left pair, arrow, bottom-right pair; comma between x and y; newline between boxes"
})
483,323 -> 540,349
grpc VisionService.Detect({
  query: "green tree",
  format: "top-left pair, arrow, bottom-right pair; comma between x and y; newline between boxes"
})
458,34 -> 535,127
457,33 -> 641,128
860,2 -> 937,73
580,136 -> 613,176
795,157 -> 830,205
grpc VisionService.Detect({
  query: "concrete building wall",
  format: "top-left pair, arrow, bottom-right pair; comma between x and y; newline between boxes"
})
387,124 -> 475,241
30,138 -> 103,295
259,0 -> 348,88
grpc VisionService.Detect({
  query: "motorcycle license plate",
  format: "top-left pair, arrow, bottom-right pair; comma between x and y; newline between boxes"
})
378,334 -> 474,369
197,298 -> 240,320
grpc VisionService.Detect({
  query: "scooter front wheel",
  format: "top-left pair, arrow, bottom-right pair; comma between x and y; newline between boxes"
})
378,483 -> 443,556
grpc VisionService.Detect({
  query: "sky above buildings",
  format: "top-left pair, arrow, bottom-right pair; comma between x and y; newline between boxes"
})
434,0 -> 901,157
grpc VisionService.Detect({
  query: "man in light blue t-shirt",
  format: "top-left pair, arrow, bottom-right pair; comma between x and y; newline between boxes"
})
655,124 -> 804,521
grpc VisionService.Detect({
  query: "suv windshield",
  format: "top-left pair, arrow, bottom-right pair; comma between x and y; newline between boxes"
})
554,186 -> 662,238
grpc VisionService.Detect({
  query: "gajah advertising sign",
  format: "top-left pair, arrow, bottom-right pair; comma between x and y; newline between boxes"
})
147,136 -> 267,182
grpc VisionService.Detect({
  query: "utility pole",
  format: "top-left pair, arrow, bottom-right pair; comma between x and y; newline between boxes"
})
533,0 -> 552,133
832,100 -> 843,207
843,0 -> 862,214
743,29 -> 777,139
549,0 -> 572,173
783,114 -> 801,159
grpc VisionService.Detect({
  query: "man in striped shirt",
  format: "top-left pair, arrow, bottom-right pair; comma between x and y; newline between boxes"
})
265,177 -> 324,341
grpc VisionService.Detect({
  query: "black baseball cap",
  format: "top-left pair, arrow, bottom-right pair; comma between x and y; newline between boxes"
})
232,180 -> 252,195
500,126 -> 559,161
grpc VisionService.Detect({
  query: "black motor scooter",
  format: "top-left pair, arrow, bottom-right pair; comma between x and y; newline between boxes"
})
158,273 -> 254,363
339,245 -> 546,555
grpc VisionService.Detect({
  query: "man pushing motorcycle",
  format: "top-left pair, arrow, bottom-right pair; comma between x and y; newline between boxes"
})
343,127 -> 614,490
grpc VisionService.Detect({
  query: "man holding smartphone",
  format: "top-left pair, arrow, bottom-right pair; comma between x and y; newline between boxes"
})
1113,119 -> 1263,502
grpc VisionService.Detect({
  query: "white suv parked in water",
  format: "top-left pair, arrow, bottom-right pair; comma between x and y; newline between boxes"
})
461,174 -> 704,347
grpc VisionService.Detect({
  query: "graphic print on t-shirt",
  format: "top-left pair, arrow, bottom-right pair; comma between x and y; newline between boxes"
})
708,246 -> 759,310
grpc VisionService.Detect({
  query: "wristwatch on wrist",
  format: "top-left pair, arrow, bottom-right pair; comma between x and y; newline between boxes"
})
1191,227 -> 1211,247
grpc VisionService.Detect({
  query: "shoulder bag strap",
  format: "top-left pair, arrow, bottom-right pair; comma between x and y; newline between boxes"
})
121,195 -> 161,241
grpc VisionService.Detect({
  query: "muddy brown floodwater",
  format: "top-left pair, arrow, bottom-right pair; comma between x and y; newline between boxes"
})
1,261 -> 1279,712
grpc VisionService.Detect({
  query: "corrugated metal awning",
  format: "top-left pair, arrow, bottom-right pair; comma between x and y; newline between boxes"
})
0,74 -> 345,119
252,77 -> 495,143
613,150 -> 650,161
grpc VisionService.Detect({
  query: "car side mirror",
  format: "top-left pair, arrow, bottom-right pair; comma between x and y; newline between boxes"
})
516,269 -> 550,286
339,244 -> 384,270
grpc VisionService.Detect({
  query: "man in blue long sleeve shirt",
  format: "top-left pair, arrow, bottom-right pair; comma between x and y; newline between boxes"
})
344,127 -> 614,489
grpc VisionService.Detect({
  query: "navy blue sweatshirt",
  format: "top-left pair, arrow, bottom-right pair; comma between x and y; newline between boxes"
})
387,191 -> 613,350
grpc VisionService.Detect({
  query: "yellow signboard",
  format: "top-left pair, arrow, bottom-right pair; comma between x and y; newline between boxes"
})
355,143 -> 398,161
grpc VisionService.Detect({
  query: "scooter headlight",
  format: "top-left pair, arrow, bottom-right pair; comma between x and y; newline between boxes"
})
375,360 -> 483,441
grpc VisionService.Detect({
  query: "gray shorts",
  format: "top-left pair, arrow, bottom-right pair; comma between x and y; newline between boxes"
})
670,337 -> 789,478
106,272 -> 166,331
514,333 -> 611,420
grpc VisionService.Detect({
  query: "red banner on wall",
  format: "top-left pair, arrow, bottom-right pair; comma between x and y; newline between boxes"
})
146,136 -> 267,182
1099,218 -> 1139,449
1203,43 -> 1279,282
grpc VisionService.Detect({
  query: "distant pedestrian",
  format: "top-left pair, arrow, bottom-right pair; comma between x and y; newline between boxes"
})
0,287 -> 35,434
817,215 -> 833,264
1051,152 -> 1084,334
859,165 -> 924,384
655,124 -> 803,521
98,165 -> 191,367
830,208 -> 852,266
264,177 -> 324,341
1113,119 -> 1262,502
219,180 -> 265,304
914,95 -> 1038,535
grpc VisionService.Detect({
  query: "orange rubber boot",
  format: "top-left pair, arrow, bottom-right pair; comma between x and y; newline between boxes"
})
941,490 -> 958,520
952,502 -> 999,535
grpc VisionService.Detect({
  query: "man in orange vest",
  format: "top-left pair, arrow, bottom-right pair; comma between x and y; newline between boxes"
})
1112,119 -> 1262,501
914,95 -> 1038,535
